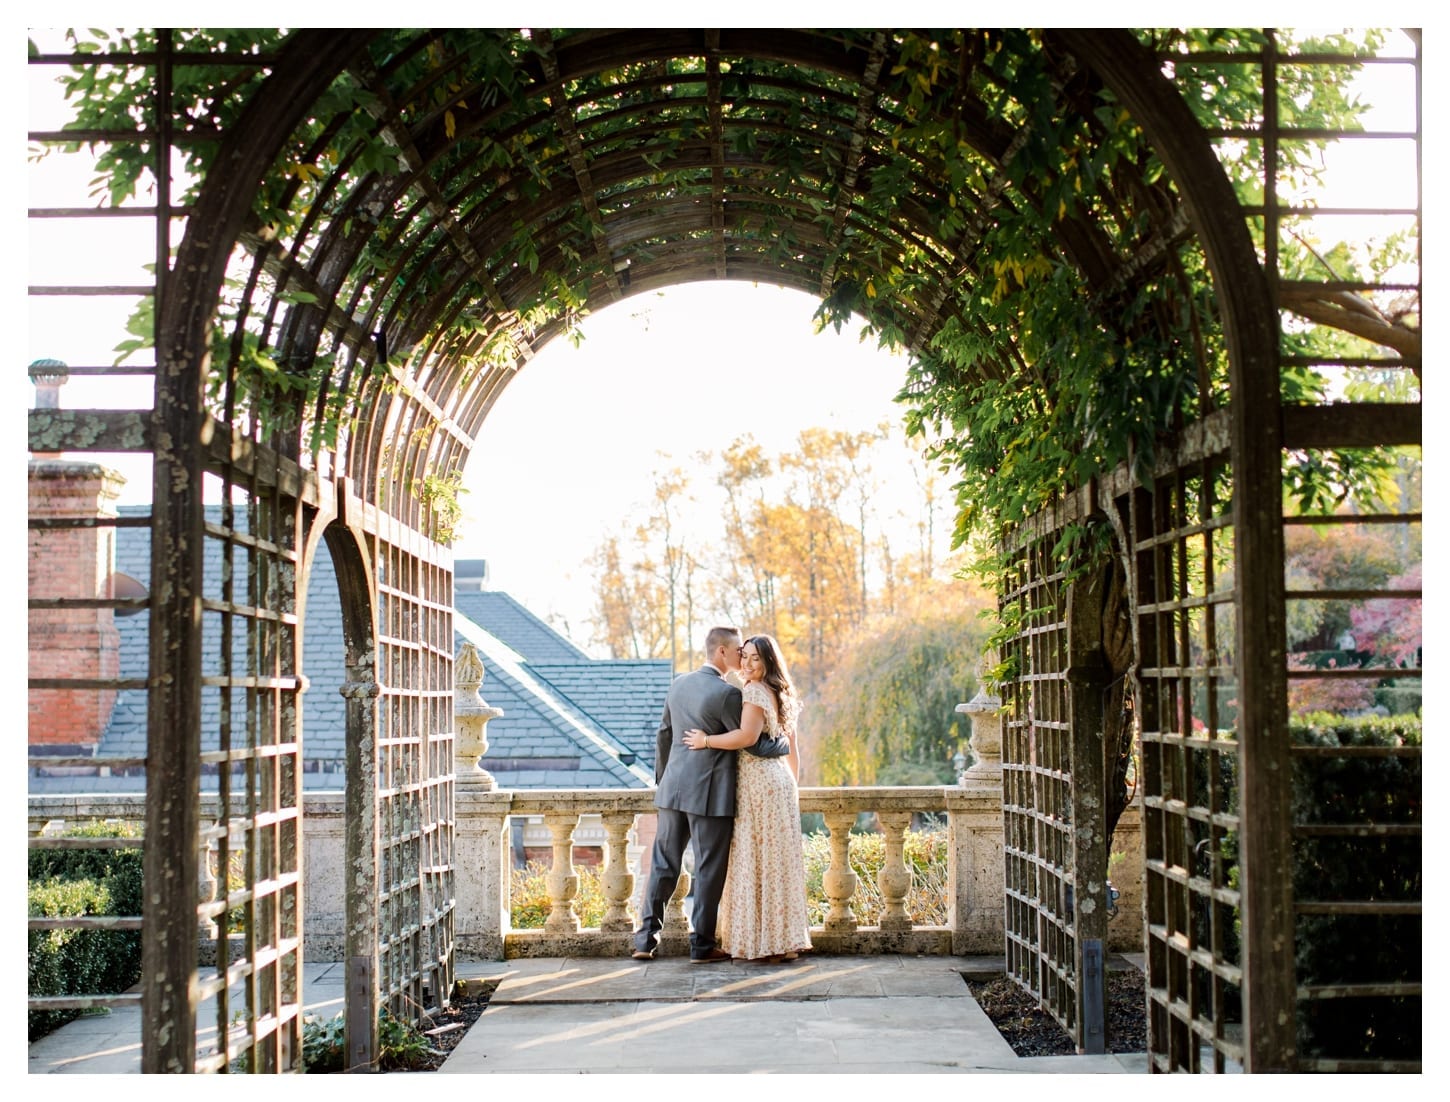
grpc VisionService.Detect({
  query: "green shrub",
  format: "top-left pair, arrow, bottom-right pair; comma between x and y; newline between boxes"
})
1290,713 -> 1420,1063
802,826 -> 949,926
301,1007 -> 436,1072
28,878 -> 142,1040
509,860 -> 607,928
27,821 -> 145,1041
301,1009 -> 347,1072
28,819 -> 144,916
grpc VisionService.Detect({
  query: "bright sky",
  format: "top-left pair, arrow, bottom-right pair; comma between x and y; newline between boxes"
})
456,282 -> 920,647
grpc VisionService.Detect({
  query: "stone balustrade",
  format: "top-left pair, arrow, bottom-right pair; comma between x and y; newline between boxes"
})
28,785 -> 1142,963
28,643 -> 1144,965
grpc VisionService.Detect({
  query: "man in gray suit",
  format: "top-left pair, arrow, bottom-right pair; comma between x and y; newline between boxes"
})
632,625 -> 790,962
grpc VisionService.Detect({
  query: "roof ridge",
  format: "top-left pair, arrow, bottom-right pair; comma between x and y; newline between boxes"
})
452,613 -> 651,787
482,591 -> 591,660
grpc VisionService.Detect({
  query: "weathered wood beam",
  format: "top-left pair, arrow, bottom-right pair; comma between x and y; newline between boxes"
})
532,28 -> 627,299
1280,401 -> 1420,448
819,31 -> 887,298
29,409 -> 151,452
349,58 -> 536,367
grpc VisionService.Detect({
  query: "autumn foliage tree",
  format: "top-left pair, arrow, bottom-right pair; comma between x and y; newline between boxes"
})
589,424 -> 950,690
583,421 -> 997,786
1282,455 -> 1421,717
804,573 -> 993,786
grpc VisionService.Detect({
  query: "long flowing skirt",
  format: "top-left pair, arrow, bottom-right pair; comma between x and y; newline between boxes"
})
718,753 -> 813,960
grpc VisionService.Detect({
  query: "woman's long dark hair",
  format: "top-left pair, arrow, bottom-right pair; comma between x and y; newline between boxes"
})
745,634 -> 799,731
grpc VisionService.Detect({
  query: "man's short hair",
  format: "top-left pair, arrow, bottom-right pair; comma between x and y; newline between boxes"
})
704,625 -> 741,656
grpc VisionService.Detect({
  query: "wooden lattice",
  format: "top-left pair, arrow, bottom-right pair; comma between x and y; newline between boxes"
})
27,28 -> 1420,1073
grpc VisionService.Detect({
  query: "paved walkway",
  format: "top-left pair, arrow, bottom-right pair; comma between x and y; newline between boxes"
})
28,954 -> 1149,1075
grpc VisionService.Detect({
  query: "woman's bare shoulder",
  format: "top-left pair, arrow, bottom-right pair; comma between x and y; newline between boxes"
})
742,680 -> 776,706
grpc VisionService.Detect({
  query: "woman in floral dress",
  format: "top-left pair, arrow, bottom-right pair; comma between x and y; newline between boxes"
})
683,634 -> 812,962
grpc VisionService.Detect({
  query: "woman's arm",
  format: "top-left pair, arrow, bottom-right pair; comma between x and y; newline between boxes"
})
785,735 -> 800,780
682,703 -> 766,751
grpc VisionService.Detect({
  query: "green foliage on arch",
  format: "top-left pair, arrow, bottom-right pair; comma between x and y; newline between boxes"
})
35,27 -> 1414,560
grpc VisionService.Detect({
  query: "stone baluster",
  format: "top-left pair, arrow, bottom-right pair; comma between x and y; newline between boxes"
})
198,833 -> 219,940
876,811 -> 913,932
663,868 -> 691,936
599,811 -> 636,932
822,810 -> 858,934
543,812 -> 580,934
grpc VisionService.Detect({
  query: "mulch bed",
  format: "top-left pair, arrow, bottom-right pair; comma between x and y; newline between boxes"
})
391,988 -> 494,1072
964,968 -> 1147,1057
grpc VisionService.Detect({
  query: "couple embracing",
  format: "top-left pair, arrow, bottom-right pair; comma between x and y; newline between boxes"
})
632,626 -> 813,964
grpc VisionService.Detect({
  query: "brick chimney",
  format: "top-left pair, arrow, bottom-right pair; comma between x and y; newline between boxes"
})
28,357 -> 128,755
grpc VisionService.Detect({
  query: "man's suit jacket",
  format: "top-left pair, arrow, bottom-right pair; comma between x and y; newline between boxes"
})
654,665 -> 790,817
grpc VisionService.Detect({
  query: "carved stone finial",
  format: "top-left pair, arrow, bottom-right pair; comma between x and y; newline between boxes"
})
455,642 -> 485,693
956,648 -> 1003,785
455,643 -> 503,790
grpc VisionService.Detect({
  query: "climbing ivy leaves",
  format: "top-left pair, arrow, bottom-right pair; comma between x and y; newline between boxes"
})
38,26 -> 1406,561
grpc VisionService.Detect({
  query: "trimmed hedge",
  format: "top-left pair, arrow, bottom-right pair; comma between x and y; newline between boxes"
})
1291,713 -> 1421,1064
27,821 -> 144,1041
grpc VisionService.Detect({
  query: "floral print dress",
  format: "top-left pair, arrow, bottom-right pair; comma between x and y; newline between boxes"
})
717,681 -> 813,960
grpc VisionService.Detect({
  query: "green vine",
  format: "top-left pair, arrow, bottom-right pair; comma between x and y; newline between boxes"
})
414,468 -> 468,544
35,27 -> 1412,576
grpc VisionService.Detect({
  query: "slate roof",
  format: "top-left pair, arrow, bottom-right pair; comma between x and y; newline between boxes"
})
452,590 -> 590,664
456,618 -> 652,788
527,661 -> 671,765
30,506 -> 666,794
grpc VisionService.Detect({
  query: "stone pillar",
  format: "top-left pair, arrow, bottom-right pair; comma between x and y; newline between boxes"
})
599,811 -> 636,932
299,792 -> 346,961
949,655 -> 1007,955
946,784 -> 1007,956
28,458 -> 127,754
543,812 -> 581,935
453,790 -> 512,959
198,832 -> 220,944
662,868 -> 691,939
1107,798 -> 1145,953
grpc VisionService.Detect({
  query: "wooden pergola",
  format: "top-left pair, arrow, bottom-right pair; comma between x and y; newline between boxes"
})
27,28 -> 1421,1072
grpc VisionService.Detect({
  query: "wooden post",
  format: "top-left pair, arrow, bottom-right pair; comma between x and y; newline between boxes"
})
142,31 -> 199,1068
1068,568 -> 1112,1055
342,674 -> 381,1071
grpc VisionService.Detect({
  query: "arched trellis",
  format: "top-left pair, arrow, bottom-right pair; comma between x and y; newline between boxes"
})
26,28 -> 1420,1073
